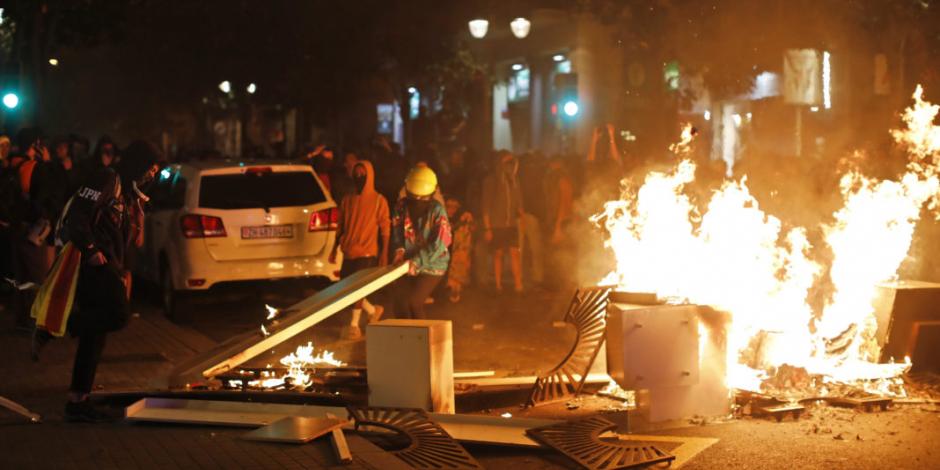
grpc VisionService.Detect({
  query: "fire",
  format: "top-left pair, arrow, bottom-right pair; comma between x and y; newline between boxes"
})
274,341 -> 346,389
669,123 -> 696,155
248,304 -> 346,390
597,86 -> 940,395
230,342 -> 346,390
265,304 -> 279,320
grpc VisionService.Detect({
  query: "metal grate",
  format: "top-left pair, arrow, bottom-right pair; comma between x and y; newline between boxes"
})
347,407 -> 483,469
527,286 -> 611,407
526,416 -> 675,470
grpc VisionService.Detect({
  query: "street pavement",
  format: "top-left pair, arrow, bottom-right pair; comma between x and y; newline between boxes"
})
2,282 -> 939,469
0,281 -> 579,470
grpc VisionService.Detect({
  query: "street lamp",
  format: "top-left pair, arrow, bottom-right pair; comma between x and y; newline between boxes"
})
510,17 -> 531,39
468,19 -> 489,39
247,83 -> 257,94
218,80 -> 231,94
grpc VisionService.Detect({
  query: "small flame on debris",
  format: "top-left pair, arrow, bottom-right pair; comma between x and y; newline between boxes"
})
231,343 -> 346,391
265,304 -> 279,320
500,412 -> 512,418
260,324 -> 270,337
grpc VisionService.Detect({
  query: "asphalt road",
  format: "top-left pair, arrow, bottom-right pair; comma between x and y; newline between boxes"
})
127,279 -> 940,469
135,277 -> 577,375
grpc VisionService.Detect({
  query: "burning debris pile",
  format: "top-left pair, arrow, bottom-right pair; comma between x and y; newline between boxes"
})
223,305 -> 347,391
594,86 -> 940,398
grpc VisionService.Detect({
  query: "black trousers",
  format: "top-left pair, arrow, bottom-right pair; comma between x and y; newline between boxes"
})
69,333 -> 107,395
394,274 -> 443,320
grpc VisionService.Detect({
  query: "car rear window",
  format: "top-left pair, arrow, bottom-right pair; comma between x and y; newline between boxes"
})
199,171 -> 327,209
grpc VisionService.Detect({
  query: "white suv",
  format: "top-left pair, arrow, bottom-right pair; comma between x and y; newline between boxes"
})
136,160 -> 341,320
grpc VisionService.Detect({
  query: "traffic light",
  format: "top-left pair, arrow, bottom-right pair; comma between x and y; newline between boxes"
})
2,92 -> 19,110
553,73 -> 578,121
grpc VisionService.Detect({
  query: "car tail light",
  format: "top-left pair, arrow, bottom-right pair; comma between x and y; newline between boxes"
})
181,214 -> 227,238
308,208 -> 338,232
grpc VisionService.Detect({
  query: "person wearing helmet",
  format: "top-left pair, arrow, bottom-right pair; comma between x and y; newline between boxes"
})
397,161 -> 444,205
390,165 -> 452,319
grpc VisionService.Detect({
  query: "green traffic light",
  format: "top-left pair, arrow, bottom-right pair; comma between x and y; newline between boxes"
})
2,93 -> 19,109
563,100 -> 579,117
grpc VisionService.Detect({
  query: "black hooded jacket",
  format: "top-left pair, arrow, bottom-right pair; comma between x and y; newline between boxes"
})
64,167 -> 126,272
63,141 -> 159,272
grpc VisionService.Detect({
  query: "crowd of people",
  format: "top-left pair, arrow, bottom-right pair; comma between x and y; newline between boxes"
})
304,126 -> 637,339
306,141 -> 583,285
0,129 -> 126,331
1,127 -> 161,423
0,122 -> 626,421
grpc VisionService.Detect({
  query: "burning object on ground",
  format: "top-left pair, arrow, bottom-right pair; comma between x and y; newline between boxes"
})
593,85 -> 940,406
872,281 -> 940,372
168,263 -> 409,390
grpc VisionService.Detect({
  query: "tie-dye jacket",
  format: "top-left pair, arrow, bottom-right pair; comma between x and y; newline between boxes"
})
391,199 -> 452,276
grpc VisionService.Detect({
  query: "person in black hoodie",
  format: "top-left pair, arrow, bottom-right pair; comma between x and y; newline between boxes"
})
77,135 -> 118,183
54,140 -> 159,422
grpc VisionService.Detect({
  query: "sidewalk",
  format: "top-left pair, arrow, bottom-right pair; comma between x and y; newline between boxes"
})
0,304 -> 367,469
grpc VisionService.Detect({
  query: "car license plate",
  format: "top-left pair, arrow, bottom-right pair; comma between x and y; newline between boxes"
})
241,224 -> 293,239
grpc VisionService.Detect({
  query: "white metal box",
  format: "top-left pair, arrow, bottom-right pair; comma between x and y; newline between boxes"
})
366,319 -> 455,413
606,302 -> 730,422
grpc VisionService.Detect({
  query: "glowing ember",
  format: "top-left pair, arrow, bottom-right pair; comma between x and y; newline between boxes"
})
265,304 -> 279,320
596,86 -> 939,396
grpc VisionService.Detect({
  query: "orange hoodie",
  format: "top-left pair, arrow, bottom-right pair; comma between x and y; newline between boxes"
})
337,160 -> 390,260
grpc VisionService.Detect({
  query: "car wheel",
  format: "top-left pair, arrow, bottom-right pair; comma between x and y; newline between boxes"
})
161,263 -> 190,323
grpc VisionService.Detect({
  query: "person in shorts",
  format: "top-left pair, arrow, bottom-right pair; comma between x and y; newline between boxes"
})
481,151 -> 525,293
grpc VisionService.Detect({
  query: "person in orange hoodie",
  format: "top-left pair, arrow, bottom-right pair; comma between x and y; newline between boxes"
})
329,159 -> 390,339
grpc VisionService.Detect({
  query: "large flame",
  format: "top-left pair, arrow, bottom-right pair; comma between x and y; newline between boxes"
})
597,86 -> 940,395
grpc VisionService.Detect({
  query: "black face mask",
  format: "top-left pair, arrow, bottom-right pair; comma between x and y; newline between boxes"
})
354,175 -> 367,194
407,199 -> 432,220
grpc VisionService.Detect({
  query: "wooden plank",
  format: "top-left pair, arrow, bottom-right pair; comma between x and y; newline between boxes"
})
124,398 -> 348,427
167,263 -> 408,387
429,413 -> 558,447
241,416 -> 345,444
326,412 -> 353,465
0,396 -> 42,423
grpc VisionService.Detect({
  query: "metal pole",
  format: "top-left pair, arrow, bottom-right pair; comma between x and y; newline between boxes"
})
794,106 -> 802,157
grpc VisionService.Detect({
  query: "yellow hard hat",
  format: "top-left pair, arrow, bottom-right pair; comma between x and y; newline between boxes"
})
405,165 -> 438,197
